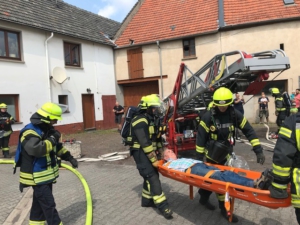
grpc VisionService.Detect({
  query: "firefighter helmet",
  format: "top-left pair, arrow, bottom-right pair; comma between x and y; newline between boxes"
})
213,87 -> 233,106
139,94 -> 161,109
0,103 -> 7,109
270,88 -> 280,94
37,102 -> 62,121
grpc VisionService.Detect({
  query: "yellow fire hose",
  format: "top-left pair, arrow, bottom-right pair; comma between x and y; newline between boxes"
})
0,160 -> 93,225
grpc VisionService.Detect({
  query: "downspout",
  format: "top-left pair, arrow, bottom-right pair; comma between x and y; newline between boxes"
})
45,32 -> 54,102
218,0 -> 225,28
156,41 -> 164,99
218,0 -> 225,53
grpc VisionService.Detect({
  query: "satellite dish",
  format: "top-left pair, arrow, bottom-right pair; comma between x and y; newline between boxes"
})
52,67 -> 69,84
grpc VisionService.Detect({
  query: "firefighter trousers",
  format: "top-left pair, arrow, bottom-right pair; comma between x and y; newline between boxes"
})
30,183 -> 62,225
131,149 -> 169,210
0,135 -> 10,155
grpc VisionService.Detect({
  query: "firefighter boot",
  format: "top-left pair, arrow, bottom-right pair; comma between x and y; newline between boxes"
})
198,189 -> 216,210
159,206 -> 173,219
219,201 -> 239,223
3,151 -> 10,158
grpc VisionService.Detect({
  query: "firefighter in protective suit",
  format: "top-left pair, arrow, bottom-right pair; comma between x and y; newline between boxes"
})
0,103 -> 15,158
270,88 -> 287,133
14,102 -> 78,225
130,94 -> 173,219
196,87 -> 265,223
269,112 -> 300,224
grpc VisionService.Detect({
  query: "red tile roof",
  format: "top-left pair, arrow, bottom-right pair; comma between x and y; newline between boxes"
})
116,0 -> 300,47
115,0 -> 219,47
224,0 -> 300,26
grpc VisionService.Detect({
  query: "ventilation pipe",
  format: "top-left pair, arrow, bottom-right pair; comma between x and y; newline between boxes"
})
45,32 -> 54,102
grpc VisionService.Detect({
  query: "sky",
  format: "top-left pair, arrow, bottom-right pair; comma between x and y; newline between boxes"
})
63,0 -> 137,23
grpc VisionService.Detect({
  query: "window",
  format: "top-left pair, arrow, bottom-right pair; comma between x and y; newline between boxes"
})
0,29 -> 21,60
0,95 -> 19,121
64,42 -> 81,67
183,38 -> 196,58
58,95 -> 70,113
283,0 -> 294,5
254,80 -> 288,96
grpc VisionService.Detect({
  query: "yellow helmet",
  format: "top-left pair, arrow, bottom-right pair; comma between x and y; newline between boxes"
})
139,94 -> 161,110
270,88 -> 280,94
0,103 -> 7,109
213,87 -> 233,106
37,102 -> 62,120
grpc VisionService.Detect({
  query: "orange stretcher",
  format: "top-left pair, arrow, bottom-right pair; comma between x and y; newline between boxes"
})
158,160 -> 291,222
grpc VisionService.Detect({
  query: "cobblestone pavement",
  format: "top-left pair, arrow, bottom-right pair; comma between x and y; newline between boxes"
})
0,124 -> 298,225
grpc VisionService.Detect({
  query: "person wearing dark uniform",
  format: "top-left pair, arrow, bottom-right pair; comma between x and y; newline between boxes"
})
14,102 -> 78,225
269,111 -> 300,225
196,87 -> 265,223
0,103 -> 15,158
270,88 -> 287,134
130,94 -> 173,219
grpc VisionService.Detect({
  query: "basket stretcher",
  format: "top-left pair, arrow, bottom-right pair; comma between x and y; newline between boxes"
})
158,160 -> 291,222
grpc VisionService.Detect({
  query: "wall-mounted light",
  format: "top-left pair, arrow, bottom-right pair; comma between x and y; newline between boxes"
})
86,88 -> 91,93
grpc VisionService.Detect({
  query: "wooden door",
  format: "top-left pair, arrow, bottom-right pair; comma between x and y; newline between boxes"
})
127,47 -> 144,79
123,81 -> 159,110
82,94 -> 95,130
102,95 -> 116,129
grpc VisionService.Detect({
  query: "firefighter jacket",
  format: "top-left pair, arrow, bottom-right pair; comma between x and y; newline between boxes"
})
0,111 -> 14,136
14,114 -> 70,187
196,106 -> 262,160
275,94 -> 286,113
130,113 -> 163,163
272,112 -> 300,190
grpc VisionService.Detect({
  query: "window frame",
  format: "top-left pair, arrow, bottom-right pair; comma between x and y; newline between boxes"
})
63,41 -> 81,67
182,38 -> 196,58
58,95 -> 70,113
0,94 -> 20,122
0,28 -> 21,61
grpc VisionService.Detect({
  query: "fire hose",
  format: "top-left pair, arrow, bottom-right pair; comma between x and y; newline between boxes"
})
0,160 -> 93,225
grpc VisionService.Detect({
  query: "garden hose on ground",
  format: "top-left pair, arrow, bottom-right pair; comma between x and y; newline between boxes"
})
0,160 -> 93,225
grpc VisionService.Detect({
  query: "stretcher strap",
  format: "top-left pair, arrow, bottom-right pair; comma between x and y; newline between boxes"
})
186,167 -> 192,174
204,170 -> 216,178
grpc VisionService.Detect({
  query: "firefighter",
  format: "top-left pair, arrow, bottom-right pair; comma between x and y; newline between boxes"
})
270,88 -> 287,133
196,87 -> 265,223
14,102 -> 78,225
0,103 -> 15,158
130,94 -> 173,219
269,110 -> 300,224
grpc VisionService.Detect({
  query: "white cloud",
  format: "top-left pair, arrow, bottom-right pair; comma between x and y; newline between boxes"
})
97,0 -> 137,22
98,5 -> 116,18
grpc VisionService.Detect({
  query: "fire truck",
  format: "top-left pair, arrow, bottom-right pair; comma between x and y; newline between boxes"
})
163,50 -> 290,155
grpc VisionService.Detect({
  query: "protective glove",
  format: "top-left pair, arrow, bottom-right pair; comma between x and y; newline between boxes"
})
253,146 -> 265,165
256,152 -> 265,165
152,161 -> 159,168
269,185 -> 288,199
196,152 -> 205,161
69,156 -> 78,168
48,129 -> 61,143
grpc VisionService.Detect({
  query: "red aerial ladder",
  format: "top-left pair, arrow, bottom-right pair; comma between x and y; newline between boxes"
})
163,50 -> 290,155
